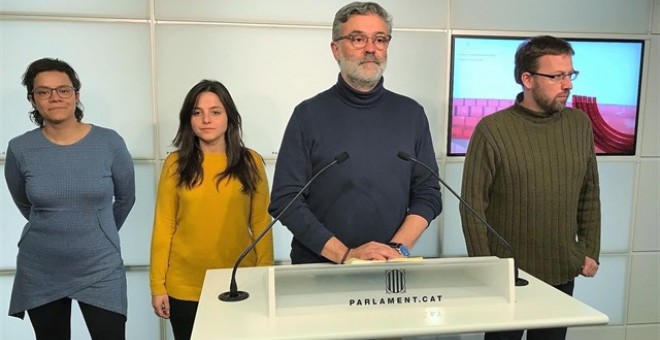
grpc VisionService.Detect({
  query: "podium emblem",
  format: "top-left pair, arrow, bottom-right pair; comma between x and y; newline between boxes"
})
385,269 -> 406,294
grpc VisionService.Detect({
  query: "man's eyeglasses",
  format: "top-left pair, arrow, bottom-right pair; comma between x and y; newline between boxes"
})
32,86 -> 76,99
529,71 -> 579,83
335,33 -> 392,50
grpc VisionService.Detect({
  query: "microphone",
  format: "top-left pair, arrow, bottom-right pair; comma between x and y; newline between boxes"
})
397,151 -> 529,287
219,151 -> 351,302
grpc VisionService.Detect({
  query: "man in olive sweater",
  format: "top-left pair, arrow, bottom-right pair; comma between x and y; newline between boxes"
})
461,35 -> 601,340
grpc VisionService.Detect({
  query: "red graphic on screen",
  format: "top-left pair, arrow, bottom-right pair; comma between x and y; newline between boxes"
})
572,95 -> 636,154
449,98 -> 514,154
450,97 -> 637,155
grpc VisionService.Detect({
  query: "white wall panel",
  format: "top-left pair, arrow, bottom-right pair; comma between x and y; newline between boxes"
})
633,159 -> 660,251
0,163 -> 26,269
272,218 -> 292,263
414,219 -> 441,258
121,162 -> 157,266
441,161 -> 468,257
626,324 -> 660,340
628,253 -> 660,324
0,20 -> 154,159
450,0 -> 652,34
598,162 -> 636,252
384,30 -> 448,154
165,321 -> 175,340
156,25 -> 445,159
126,271 -> 161,340
574,255 -> 628,325
640,36 -> 660,156
266,161 -> 293,262
0,0 -> 149,18
155,0 -> 449,29
654,0 -> 660,33
155,24 -> 337,159
0,276 -> 33,339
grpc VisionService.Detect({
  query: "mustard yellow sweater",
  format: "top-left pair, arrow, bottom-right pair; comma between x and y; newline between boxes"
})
150,150 -> 273,301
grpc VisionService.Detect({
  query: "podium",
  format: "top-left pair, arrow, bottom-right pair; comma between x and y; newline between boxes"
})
192,257 -> 608,339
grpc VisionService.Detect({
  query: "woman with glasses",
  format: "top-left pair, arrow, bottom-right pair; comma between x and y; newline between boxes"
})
4,58 -> 135,340
149,79 -> 273,340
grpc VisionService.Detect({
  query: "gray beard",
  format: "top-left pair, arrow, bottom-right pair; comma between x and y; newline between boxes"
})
346,73 -> 381,90
339,57 -> 387,91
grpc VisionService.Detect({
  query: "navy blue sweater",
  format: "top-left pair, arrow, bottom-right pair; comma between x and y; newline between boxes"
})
269,75 -> 442,263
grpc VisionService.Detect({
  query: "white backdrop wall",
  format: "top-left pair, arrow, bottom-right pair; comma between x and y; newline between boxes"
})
1,1 -> 658,339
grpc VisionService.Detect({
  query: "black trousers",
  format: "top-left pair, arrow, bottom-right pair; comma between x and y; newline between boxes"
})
27,297 -> 126,340
485,280 -> 576,340
169,296 -> 199,340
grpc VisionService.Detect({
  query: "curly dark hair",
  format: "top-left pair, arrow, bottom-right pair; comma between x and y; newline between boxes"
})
22,58 -> 83,127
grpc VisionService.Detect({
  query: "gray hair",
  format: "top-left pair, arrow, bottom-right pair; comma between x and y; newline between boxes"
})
332,2 -> 393,41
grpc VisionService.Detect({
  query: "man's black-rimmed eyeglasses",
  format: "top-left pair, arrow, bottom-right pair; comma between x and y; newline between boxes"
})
529,71 -> 579,83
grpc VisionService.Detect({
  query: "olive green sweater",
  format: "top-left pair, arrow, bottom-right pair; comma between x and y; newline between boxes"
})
460,93 -> 601,285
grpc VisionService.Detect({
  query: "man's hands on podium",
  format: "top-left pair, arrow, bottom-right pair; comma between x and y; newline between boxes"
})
348,241 -> 403,261
321,214 -> 429,263
321,237 -> 403,263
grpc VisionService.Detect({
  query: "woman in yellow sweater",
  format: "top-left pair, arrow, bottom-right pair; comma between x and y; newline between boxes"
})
150,80 -> 273,340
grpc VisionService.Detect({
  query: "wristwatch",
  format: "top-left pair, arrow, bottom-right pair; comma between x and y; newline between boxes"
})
388,242 -> 410,257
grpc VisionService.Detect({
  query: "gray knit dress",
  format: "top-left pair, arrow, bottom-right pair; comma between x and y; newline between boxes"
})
4,125 -> 135,318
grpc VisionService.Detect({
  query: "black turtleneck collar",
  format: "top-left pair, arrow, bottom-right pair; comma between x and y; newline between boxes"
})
332,73 -> 385,108
512,92 -> 562,123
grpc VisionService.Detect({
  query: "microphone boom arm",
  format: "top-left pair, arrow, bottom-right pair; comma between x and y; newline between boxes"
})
219,152 -> 350,301
397,151 -> 528,287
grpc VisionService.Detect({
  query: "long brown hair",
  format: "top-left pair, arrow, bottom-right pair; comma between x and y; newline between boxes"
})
172,79 -> 261,194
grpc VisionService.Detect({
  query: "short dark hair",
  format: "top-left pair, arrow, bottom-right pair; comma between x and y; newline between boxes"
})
332,2 -> 393,41
22,58 -> 84,127
514,35 -> 575,85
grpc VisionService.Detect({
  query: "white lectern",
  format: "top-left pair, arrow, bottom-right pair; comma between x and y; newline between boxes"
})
192,257 -> 608,339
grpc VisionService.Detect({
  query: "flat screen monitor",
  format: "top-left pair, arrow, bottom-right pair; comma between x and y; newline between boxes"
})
447,35 -> 645,156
